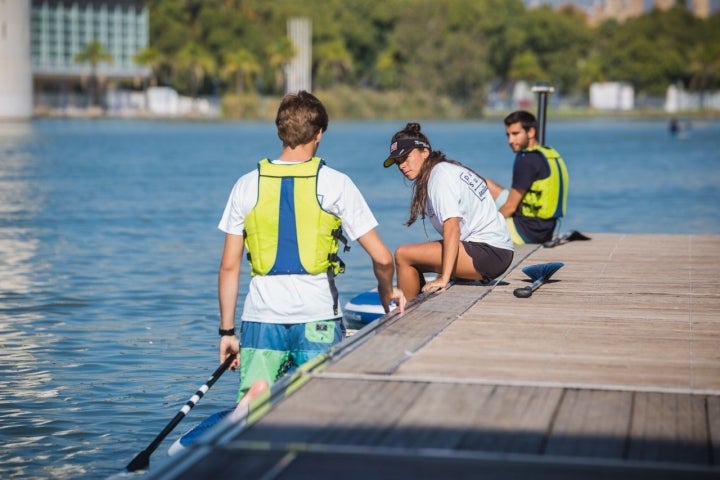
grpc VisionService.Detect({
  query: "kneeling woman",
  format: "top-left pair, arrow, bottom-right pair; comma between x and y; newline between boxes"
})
383,123 -> 514,300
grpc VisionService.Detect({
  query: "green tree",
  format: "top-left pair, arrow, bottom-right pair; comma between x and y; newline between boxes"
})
142,0 -> 720,117
374,47 -> 401,90
684,13 -> 720,109
508,51 -> 547,84
222,48 -> 262,94
74,40 -> 113,107
384,0 -> 493,113
314,39 -> 353,88
266,37 -> 296,94
133,46 -> 163,87
687,41 -> 720,109
512,5 -> 592,95
175,42 -> 217,98
595,5 -> 698,95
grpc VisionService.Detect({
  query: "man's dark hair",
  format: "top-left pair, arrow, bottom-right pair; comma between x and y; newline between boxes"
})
504,110 -> 537,132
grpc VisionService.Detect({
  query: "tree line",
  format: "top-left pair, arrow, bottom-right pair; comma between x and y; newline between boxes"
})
125,0 -> 720,116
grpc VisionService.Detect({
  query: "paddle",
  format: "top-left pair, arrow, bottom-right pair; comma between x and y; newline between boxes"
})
513,262 -> 564,298
543,230 -> 591,248
126,354 -> 236,472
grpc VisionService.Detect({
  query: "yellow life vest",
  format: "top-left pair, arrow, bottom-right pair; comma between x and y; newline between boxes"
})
244,157 -> 346,277
519,145 -> 569,220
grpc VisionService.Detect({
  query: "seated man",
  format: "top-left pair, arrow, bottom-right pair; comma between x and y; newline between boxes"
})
487,110 -> 569,245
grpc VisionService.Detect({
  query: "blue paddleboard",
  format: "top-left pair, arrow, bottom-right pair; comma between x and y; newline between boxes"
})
168,407 -> 235,456
342,288 -> 395,330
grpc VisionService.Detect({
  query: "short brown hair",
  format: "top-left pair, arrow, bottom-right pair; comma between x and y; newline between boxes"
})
275,91 -> 328,148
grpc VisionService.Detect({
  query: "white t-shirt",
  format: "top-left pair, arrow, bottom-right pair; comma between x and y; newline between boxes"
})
426,162 -> 513,250
218,160 -> 378,324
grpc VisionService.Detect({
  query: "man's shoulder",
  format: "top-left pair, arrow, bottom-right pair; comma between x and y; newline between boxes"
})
520,149 -> 546,160
319,163 -> 354,184
237,167 -> 260,182
517,149 -> 549,171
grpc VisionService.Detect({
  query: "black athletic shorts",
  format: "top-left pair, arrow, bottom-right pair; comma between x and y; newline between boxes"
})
461,241 -> 514,280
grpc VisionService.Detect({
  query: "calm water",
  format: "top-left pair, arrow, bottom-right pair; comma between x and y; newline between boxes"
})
1,117 -> 719,479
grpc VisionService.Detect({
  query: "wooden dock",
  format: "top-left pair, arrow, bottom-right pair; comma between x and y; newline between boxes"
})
150,233 -> 720,479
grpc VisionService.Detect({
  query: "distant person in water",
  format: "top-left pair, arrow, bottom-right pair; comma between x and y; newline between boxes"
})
484,110 -> 569,244
216,91 -> 405,411
669,117 -> 680,136
383,122 -> 513,301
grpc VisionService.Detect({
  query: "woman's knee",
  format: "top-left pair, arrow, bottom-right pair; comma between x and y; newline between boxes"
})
394,244 -> 411,264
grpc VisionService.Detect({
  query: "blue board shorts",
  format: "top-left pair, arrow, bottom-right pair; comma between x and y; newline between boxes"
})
237,318 -> 344,401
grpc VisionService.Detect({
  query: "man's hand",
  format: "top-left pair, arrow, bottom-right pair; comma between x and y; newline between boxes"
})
219,335 -> 240,371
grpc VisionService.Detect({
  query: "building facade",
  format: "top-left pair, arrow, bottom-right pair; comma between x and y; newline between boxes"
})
30,0 -> 149,109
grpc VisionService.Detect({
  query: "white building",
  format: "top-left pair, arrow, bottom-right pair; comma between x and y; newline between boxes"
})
590,82 -> 634,111
0,1 -> 33,120
31,0 -> 149,110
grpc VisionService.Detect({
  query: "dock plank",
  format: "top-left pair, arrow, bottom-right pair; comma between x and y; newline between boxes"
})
546,389 -> 632,458
628,392 -> 709,464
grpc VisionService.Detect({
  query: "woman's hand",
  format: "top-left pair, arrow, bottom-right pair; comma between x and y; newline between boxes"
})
390,287 -> 406,314
421,276 -> 449,294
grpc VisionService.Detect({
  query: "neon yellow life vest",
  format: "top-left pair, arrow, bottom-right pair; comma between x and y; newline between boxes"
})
244,157 -> 346,277
519,145 -> 569,220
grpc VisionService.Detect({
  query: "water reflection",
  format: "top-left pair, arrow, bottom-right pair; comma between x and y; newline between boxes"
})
0,122 -> 61,478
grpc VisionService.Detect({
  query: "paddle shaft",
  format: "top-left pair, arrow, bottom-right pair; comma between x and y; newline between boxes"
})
532,84 -> 554,145
126,354 -> 236,472
543,232 -> 571,248
513,277 -> 546,298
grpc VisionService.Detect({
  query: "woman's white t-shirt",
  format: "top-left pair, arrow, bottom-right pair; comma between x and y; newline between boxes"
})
218,160 -> 378,324
426,162 -> 513,250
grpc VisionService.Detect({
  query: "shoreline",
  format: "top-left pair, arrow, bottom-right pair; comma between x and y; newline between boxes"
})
23,109 -> 720,123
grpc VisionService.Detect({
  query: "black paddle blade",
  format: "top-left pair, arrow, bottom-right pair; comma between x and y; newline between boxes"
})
126,450 -> 150,472
521,262 -> 564,283
566,231 -> 591,242
543,230 -> 591,248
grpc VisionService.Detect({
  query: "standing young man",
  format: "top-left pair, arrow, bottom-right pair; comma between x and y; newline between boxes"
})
217,91 -> 405,406
486,110 -> 569,244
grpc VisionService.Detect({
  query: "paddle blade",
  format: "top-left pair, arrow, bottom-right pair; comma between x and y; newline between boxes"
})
566,231 -> 591,242
544,230 -> 591,248
126,450 -> 150,472
521,262 -> 564,282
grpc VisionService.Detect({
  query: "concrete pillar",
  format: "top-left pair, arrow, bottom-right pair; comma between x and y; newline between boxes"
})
286,17 -> 311,94
0,0 -> 32,120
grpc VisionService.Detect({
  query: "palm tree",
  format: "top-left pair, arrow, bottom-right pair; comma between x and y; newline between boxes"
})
314,39 -> 353,88
74,40 -> 113,107
175,42 -> 217,98
266,37 -> 296,94
222,48 -> 261,94
133,46 -> 164,88
687,42 -> 720,110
